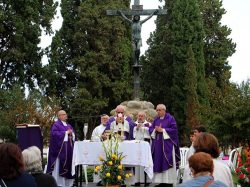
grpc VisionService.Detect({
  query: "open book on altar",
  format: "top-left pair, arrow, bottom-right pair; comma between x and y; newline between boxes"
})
15,124 -> 40,128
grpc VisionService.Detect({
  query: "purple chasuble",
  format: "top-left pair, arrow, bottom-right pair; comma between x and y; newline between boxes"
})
149,113 -> 180,173
46,120 -> 75,179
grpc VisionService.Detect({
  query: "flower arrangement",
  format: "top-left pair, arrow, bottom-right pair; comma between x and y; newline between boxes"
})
94,133 -> 132,186
232,144 -> 250,187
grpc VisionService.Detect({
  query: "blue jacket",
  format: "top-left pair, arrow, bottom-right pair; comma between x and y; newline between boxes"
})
178,176 -> 228,187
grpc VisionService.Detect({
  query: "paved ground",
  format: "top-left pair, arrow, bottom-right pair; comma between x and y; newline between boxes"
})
76,182 -> 156,187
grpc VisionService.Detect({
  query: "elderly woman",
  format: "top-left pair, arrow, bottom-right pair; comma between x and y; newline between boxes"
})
182,133 -> 233,187
22,146 -> 57,187
179,152 -> 227,187
0,143 -> 37,187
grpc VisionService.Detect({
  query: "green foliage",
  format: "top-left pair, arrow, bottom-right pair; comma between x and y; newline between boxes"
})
0,0 -> 246,147
25,91 -> 61,145
141,10 -> 173,106
184,46 -> 200,130
171,0 -> 208,141
82,167 -> 94,182
199,0 -> 236,88
95,135 -> 131,185
204,79 -> 250,145
142,0 -> 207,141
141,0 -> 240,144
45,0 -> 133,123
0,0 -> 57,89
0,85 -> 26,142
0,85 -> 60,144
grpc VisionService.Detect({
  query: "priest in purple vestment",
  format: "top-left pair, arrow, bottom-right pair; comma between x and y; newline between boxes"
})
46,110 -> 76,187
149,104 -> 180,187
105,105 -> 135,140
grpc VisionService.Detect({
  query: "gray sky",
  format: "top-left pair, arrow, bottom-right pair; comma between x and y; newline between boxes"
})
40,0 -> 250,83
221,0 -> 250,83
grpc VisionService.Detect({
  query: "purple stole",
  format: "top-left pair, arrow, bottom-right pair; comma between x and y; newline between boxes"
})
46,120 -> 75,179
149,113 -> 180,172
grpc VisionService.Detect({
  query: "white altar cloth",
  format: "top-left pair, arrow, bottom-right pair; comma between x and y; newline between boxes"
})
72,140 -> 154,179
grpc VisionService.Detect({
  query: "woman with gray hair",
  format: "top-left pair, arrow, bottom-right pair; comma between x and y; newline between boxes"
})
22,146 -> 57,187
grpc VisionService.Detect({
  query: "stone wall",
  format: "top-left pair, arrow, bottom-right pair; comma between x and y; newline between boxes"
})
110,100 -> 157,122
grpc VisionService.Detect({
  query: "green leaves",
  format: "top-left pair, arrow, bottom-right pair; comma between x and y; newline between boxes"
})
0,0 -> 57,89
99,135 -> 127,185
44,0 -> 132,125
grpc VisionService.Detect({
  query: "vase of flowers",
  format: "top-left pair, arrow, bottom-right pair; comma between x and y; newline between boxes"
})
232,143 -> 250,187
94,133 -> 132,186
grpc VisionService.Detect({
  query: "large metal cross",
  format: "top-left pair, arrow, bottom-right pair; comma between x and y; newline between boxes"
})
107,0 -> 167,100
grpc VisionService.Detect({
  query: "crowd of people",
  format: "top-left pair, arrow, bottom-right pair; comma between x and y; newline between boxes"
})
0,103 -> 237,187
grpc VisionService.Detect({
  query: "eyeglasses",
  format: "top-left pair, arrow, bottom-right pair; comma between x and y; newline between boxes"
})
156,109 -> 162,111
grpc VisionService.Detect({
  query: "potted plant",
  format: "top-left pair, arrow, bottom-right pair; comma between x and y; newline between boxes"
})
232,144 -> 250,187
94,134 -> 132,187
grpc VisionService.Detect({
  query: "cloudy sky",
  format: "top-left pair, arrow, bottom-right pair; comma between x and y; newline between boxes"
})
41,0 -> 250,83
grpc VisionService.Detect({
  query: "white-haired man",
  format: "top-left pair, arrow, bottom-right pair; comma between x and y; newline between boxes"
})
105,105 -> 135,140
133,111 -> 151,186
91,114 -> 109,141
149,104 -> 180,187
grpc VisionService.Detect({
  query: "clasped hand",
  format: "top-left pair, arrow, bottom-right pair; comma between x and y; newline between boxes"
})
136,124 -> 142,130
155,126 -> 163,132
67,129 -> 73,135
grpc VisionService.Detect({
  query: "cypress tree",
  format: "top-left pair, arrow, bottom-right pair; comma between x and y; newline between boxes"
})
185,46 -> 200,129
142,0 -> 206,140
199,0 -> 236,88
45,0 -> 132,118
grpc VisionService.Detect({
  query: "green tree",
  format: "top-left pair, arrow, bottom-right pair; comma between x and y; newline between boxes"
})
141,6 -> 173,106
0,0 -> 57,89
0,85 -> 25,142
170,0 -> 207,139
0,85 -> 60,143
45,0 -> 133,124
142,0 -> 206,140
142,0 -> 237,143
199,0 -> 236,88
185,46 -> 200,130
205,80 -> 250,146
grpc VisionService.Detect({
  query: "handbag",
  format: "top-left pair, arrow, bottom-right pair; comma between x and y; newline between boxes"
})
0,178 -> 7,187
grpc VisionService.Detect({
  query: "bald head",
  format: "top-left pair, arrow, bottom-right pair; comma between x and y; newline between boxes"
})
57,110 -> 67,122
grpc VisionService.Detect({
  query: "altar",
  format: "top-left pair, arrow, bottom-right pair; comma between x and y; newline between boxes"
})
72,140 -> 154,179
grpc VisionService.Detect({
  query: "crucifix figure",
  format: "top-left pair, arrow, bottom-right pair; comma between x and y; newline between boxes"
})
118,10 -> 157,61
107,0 -> 167,99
